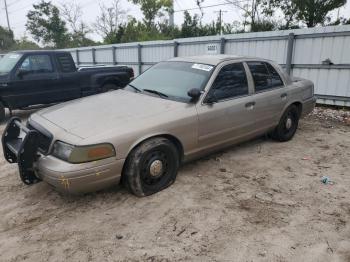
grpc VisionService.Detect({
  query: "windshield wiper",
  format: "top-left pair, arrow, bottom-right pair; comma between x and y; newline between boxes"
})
143,89 -> 169,98
127,84 -> 142,93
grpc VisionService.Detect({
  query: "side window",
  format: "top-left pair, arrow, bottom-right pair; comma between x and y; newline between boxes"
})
265,63 -> 284,88
57,54 -> 76,73
210,63 -> 249,101
19,55 -> 53,74
247,62 -> 270,92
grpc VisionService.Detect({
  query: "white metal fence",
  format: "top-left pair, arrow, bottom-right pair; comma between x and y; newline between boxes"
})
63,25 -> 350,107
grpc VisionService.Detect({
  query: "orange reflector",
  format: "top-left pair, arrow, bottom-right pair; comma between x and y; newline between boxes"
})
88,147 -> 113,159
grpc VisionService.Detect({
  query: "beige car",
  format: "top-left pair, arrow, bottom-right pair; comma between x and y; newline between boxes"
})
2,55 -> 316,196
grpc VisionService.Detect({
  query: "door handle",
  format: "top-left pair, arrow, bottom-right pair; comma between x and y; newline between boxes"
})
281,93 -> 288,100
245,102 -> 256,109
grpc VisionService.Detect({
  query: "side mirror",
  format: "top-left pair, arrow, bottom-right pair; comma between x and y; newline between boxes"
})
187,88 -> 202,101
16,69 -> 29,78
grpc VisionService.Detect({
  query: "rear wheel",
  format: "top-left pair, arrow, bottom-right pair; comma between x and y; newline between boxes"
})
123,138 -> 179,197
0,102 -> 5,123
99,83 -> 119,93
271,105 -> 299,142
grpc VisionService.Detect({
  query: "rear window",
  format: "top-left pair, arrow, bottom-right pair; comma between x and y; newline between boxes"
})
57,54 -> 76,73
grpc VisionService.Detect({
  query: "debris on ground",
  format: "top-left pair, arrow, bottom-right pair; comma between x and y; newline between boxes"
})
321,176 -> 335,185
311,106 -> 350,125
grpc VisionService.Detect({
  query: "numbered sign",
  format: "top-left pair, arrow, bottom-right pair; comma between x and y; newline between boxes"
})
206,44 -> 219,55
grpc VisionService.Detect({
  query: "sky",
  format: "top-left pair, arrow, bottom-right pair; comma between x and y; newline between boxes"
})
1,0 -> 350,42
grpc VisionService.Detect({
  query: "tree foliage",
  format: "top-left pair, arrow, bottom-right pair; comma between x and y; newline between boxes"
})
0,27 -> 15,51
293,0 -> 346,27
26,0 -> 69,48
129,0 -> 173,28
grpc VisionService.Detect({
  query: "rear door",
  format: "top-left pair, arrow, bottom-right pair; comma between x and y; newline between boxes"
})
246,61 -> 288,132
196,62 -> 257,150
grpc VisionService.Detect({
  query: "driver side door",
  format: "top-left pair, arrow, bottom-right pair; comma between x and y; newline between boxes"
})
196,62 -> 257,151
8,54 -> 58,108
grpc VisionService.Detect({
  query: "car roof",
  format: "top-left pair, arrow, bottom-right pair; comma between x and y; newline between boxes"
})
168,55 -> 269,66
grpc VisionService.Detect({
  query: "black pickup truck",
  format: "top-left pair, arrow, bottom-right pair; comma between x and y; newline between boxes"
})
0,50 -> 134,121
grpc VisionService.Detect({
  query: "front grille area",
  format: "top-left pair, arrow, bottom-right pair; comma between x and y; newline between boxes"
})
27,121 -> 53,154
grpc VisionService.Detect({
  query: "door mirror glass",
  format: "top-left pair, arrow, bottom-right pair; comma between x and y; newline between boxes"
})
187,88 -> 202,101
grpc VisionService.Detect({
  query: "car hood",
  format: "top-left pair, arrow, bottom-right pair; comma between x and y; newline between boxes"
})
36,89 -> 185,139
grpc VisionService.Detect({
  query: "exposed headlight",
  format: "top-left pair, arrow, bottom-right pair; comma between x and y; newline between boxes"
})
52,141 -> 116,164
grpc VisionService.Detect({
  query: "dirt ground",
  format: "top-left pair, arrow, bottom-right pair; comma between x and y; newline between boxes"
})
0,109 -> 349,262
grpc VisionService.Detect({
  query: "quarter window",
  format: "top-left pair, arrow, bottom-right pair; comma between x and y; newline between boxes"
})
209,63 -> 249,101
19,55 -> 53,74
247,62 -> 270,92
266,63 -> 284,88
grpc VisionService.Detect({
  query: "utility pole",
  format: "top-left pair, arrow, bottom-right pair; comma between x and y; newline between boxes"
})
169,0 -> 174,27
215,9 -> 227,35
4,0 -> 11,31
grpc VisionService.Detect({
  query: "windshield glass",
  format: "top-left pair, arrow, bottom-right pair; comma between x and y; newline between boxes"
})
0,53 -> 22,75
129,61 -> 214,102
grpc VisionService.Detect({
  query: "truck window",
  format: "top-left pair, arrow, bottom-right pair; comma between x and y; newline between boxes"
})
19,55 -> 53,74
56,54 -> 76,73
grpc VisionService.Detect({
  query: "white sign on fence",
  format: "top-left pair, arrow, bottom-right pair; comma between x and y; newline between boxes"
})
206,44 -> 219,54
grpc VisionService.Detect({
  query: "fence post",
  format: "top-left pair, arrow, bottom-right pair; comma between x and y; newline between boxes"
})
92,48 -> 96,65
112,46 -> 117,65
286,33 -> 295,75
220,37 -> 226,54
174,41 -> 179,57
137,44 -> 142,75
75,49 -> 80,65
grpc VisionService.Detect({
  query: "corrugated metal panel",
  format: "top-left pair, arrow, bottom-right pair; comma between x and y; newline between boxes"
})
142,45 -> 173,63
116,47 -> 137,63
95,48 -> 114,64
79,50 -> 93,64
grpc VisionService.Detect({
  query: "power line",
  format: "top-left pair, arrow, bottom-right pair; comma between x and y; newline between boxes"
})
173,0 -> 247,13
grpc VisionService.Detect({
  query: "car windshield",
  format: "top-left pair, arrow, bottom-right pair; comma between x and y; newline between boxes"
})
0,53 -> 22,75
128,61 -> 214,102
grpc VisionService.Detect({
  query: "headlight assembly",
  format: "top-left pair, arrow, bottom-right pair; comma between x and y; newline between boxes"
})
52,141 -> 116,163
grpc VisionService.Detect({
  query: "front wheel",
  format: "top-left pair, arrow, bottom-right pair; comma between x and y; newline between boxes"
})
0,102 -> 5,123
122,138 -> 180,197
271,105 -> 300,142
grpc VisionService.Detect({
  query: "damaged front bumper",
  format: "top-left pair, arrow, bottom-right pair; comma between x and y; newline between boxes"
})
2,117 -> 124,193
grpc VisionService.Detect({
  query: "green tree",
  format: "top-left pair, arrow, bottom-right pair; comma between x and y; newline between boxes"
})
0,26 -> 15,51
293,0 -> 346,27
26,0 -> 69,48
129,0 -> 172,28
14,36 -> 40,50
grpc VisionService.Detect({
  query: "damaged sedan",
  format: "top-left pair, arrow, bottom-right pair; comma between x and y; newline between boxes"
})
2,55 -> 316,196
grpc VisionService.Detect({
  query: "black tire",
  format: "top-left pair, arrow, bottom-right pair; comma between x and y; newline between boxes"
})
122,138 -> 180,197
271,105 -> 300,142
99,83 -> 118,93
0,102 -> 5,123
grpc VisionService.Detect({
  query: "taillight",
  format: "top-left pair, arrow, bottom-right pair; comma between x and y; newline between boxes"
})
129,68 -> 134,78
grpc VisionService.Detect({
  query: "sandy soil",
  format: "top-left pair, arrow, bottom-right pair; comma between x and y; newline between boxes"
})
0,110 -> 349,262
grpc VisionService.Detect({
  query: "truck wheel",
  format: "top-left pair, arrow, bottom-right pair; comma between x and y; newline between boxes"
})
123,138 -> 180,197
271,105 -> 299,142
99,83 -> 118,93
0,102 -> 5,123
